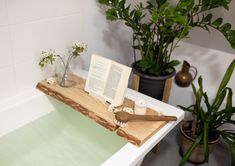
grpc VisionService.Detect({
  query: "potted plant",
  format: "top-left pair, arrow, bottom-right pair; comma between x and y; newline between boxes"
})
178,59 -> 235,165
98,0 -> 235,100
39,42 -> 87,87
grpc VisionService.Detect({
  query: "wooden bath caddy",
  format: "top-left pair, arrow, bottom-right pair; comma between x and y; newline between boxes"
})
36,75 -> 167,146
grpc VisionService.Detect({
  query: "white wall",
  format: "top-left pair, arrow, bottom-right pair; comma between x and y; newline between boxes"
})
170,42 -> 235,106
0,0 -> 85,101
0,0 -> 133,102
83,0 -> 133,69
186,0 -> 235,54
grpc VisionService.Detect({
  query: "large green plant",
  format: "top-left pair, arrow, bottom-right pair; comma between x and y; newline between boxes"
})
98,0 -> 235,76
178,59 -> 235,166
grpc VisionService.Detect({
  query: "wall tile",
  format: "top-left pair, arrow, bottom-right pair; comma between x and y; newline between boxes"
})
0,0 -> 8,26
83,0 -> 133,70
0,27 -> 12,68
11,14 -> 84,92
6,0 -> 83,25
10,14 -> 84,64
0,67 -> 16,101
14,60 -> 42,93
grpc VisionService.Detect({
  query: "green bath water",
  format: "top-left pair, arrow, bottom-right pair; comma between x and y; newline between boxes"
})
0,104 -> 127,166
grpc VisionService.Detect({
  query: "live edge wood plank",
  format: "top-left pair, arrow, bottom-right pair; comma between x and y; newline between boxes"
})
36,75 -> 117,131
36,75 -> 167,146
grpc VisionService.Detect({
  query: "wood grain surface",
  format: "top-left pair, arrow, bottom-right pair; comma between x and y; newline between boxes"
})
36,75 -> 167,146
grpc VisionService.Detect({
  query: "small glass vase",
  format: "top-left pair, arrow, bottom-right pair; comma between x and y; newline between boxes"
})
55,61 -> 75,88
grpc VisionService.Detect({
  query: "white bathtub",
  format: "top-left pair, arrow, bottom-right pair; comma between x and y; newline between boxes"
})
0,70 -> 184,166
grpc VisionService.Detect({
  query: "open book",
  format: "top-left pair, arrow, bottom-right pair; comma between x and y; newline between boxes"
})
85,54 -> 132,106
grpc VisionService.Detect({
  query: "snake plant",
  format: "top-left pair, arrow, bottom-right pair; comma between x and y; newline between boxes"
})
178,59 -> 235,166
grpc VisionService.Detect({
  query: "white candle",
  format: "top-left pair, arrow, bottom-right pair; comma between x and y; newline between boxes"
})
134,98 -> 147,115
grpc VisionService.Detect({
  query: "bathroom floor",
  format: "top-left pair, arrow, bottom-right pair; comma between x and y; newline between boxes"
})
142,125 -> 231,166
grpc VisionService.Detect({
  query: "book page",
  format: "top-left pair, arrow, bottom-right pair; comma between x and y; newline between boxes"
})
103,63 -> 123,100
85,54 -> 131,106
85,54 -> 111,95
103,62 -> 132,106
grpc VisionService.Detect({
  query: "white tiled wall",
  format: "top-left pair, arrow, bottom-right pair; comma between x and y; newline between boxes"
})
0,0 -> 85,101
0,0 -> 133,102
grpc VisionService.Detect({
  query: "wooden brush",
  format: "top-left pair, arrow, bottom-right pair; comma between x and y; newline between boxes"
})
114,111 -> 177,127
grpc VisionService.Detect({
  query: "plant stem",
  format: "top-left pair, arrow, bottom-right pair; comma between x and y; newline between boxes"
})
133,34 -> 137,62
60,55 -> 74,87
56,55 -> 66,67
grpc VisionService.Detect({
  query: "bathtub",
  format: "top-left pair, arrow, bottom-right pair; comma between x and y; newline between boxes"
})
0,70 -> 184,166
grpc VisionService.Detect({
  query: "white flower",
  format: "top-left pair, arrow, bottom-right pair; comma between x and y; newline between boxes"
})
46,77 -> 56,85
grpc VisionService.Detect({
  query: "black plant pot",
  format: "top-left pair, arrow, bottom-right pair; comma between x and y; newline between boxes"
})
132,62 -> 176,100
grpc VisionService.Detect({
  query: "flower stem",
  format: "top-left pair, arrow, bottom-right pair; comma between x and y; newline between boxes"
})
60,55 -> 74,87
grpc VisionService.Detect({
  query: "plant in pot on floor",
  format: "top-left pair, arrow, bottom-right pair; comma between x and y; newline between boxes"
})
178,59 -> 235,166
98,0 -> 235,100
39,42 -> 87,87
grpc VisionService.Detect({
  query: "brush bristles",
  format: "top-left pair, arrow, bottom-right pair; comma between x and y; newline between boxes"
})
114,119 -> 128,127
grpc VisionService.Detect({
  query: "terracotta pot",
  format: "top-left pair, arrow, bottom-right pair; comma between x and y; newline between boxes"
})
132,61 -> 175,100
180,121 -> 219,164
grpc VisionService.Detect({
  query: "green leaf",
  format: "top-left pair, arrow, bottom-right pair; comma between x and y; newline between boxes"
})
220,23 -> 232,33
178,105 -> 195,113
212,88 -> 227,112
168,60 -> 180,67
228,30 -> 235,49
174,15 -> 186,24
179,25 -> 192,39
165,67 -> 174,74
179,134 -> 203,166
155,0 -> 167,7
226,87 -> 233,110
134,9 -> 142,21
177,0 -> 194,10
139,58 -> 155,71
212,18 -> 223,28
216,59 -> 235,97
98,0 -> 108,4
203,92 -> 211,111
106,8 -> 118,21
202,14 -> 212,22
152,10 -> 158,22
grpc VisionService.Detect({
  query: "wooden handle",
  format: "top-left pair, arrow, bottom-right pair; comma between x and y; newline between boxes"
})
132,115 -> 177,121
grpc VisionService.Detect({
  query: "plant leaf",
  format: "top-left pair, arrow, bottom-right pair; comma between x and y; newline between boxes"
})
220,23 -> 232,33
98,0 -> 108,4
178,105 -> 195,113
168,60 -> 181,67
106,8 -> 118,21
212,88 -> 227,112
226,87 -> 233,110
203,92 -> 211,111
216,59 -> 235,98
202,13 -> 212,22
212,18 -> 223,28
152,10 -> 158,22
228,30 -> 235,49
